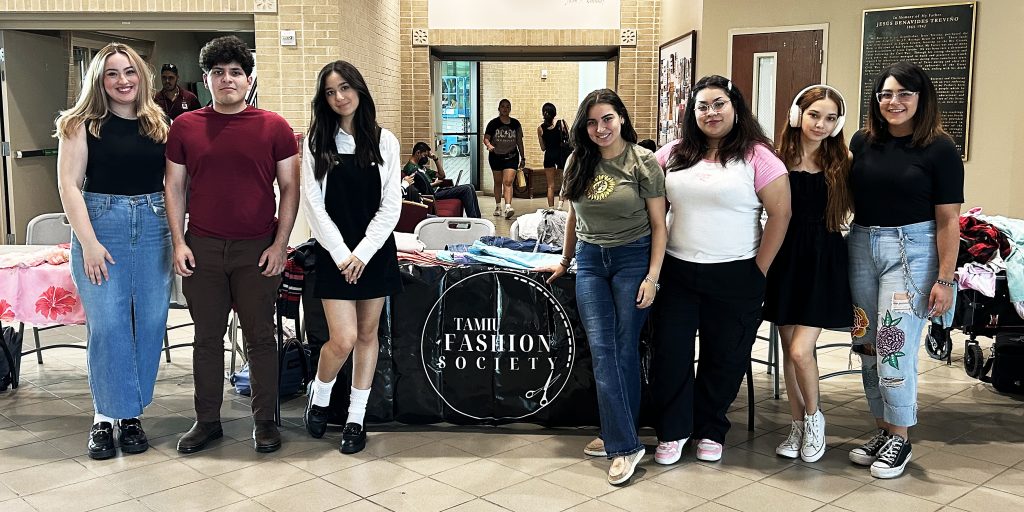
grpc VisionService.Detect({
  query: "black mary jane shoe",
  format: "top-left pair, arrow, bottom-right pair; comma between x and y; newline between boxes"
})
339,422 -> 367,454
304,384 -> 329,439
88,422 -> 117,460
118,418 -> 149,454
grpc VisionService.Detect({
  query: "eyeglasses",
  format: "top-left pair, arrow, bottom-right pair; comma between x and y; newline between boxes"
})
875,90 -> 918,103
695,99 -> 731,115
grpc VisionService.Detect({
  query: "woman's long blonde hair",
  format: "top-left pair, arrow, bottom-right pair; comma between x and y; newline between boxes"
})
55,42 -> 168,143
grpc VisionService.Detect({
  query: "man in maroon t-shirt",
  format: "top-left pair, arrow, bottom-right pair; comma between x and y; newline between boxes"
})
165,36 -> 299,454
154,63 -> 201,120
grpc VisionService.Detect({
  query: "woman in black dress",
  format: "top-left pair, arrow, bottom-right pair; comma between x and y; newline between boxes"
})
536,102 -> 569,208
300,60 -> 403,454
763,85 -> 853,463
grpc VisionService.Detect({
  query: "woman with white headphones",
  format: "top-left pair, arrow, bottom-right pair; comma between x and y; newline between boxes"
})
763,85 -> 853,463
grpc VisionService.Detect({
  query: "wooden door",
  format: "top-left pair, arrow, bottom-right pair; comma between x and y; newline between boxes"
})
0,30 -> 67,243
731,30 -> 823,142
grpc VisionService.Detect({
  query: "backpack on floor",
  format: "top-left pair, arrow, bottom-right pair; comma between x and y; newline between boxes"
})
0,326 -> 24,391
981,332 -> 1024,395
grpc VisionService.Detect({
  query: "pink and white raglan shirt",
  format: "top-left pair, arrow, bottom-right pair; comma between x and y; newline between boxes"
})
655,140 -> 787,263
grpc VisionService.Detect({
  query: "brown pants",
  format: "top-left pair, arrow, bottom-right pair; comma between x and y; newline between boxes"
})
182,232 -> 281,422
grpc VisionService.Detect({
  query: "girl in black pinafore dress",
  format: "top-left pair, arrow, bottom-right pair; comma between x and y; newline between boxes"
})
299,61 -> 403,455
762,85 -> 853,464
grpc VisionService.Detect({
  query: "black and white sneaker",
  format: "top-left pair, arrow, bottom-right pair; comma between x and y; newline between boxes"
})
304,382 -> 329,439
870,435 -> 912,479
849,428 -> 889,466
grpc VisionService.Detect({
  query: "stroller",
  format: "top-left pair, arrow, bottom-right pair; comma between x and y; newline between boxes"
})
926,273 -> 1024,379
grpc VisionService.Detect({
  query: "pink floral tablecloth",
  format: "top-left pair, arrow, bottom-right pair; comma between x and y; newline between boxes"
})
0,245 -> 85,327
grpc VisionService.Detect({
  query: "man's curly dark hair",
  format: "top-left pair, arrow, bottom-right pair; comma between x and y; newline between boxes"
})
198,36 -> 254,75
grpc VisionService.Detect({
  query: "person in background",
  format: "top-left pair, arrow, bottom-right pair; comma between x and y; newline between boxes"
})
300,60 -> 403,455
637,139 -> 657,152
537,102 -> 569,208
763,85 -> 853,464
166,36 -> 299,455
55,43 -> 171,460
651,75 -> 791,465
846,61 -> 963,479
537,89 -> 667,486
403,141 -> 482,218
154,63 -> 201,120
484,99 -> 525,219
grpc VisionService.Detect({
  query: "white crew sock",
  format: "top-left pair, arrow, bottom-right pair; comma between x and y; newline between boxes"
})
312,376 -> 336,408
94,412 -> 116,425
346,386 -> 371,426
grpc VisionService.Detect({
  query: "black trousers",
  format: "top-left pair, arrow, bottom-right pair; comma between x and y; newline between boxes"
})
651,255 -> 766,443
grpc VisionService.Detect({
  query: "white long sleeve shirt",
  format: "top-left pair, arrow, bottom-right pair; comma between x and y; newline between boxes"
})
300,127 -> 402,266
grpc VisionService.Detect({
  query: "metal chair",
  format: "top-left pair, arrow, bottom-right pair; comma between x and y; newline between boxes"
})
22,213 -> 77,364
414,217 -> 495,250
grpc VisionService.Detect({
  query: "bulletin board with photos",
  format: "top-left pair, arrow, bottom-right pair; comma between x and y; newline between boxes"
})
860,2 -> 976,159
657,30 -> 696,148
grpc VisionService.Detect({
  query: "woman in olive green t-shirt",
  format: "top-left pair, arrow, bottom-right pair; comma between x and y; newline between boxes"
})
536,89 -> 667,486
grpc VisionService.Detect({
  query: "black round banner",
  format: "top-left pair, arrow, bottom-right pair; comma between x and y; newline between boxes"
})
420,270 -> 576,420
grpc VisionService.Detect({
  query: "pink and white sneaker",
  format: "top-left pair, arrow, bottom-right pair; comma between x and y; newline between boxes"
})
695,438 -> 723,462
655,438 -> 687,465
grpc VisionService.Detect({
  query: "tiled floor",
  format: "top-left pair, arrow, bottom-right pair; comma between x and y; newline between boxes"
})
4,197 -> 1024,511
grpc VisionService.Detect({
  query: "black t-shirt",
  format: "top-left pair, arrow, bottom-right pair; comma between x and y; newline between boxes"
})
484,117 -> 523,156
84,115 -> 166,195
850,131 -> 964,227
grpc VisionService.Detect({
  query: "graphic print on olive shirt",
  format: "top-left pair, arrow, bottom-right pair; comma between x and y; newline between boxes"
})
586,174 -> 616,201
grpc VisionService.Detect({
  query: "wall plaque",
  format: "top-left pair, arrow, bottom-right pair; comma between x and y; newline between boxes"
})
860,2 -> 976,159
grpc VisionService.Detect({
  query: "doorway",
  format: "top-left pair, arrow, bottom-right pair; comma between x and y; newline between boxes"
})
0,30 -> 67,244
729,25 -> 827,142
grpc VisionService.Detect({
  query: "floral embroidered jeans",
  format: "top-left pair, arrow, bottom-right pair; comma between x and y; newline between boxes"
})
848,221 -> 938,427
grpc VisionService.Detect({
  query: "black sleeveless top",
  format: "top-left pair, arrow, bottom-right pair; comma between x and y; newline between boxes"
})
540,121 -> 565,153
84,115 -> 165,195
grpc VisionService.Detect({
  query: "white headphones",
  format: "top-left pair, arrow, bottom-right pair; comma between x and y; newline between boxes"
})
788,84 -> 846,137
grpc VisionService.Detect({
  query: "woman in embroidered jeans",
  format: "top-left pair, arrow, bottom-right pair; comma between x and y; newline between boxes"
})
536,89 -> 666,485
56,43 -> 172,460
300,60 -> 403,455
651,75 -> 791,464
846,61 -> 963,479
763,85 -> 853,463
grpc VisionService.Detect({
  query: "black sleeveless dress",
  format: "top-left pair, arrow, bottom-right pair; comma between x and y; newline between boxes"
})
314,154 -> 403,300
763,170 -> 852,328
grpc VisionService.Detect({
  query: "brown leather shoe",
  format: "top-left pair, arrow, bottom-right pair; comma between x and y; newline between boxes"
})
176,421 -> 223,454
253,420 -> 281,453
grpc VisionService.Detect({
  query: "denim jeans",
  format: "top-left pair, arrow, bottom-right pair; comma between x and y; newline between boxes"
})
848,221 -> 938,427
575,235 -> 651,457
71,192 -> 172,419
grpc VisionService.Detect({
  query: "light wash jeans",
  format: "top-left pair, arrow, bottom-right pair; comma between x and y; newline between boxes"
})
575,235 -> 650,457
71,192 -> 172,418
848,221 -> 938,427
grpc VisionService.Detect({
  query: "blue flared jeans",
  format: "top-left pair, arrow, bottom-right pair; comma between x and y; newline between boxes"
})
574,235 -> 651,457
70,192 -> 172,419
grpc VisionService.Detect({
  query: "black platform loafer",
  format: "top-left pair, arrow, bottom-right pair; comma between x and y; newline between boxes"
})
88,422 -> 117,460
304,384 -> 329,439
176,421 -> 223,454
339,422 -> 366,454
253,420 -> 282,453
118,418 -> 149,454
